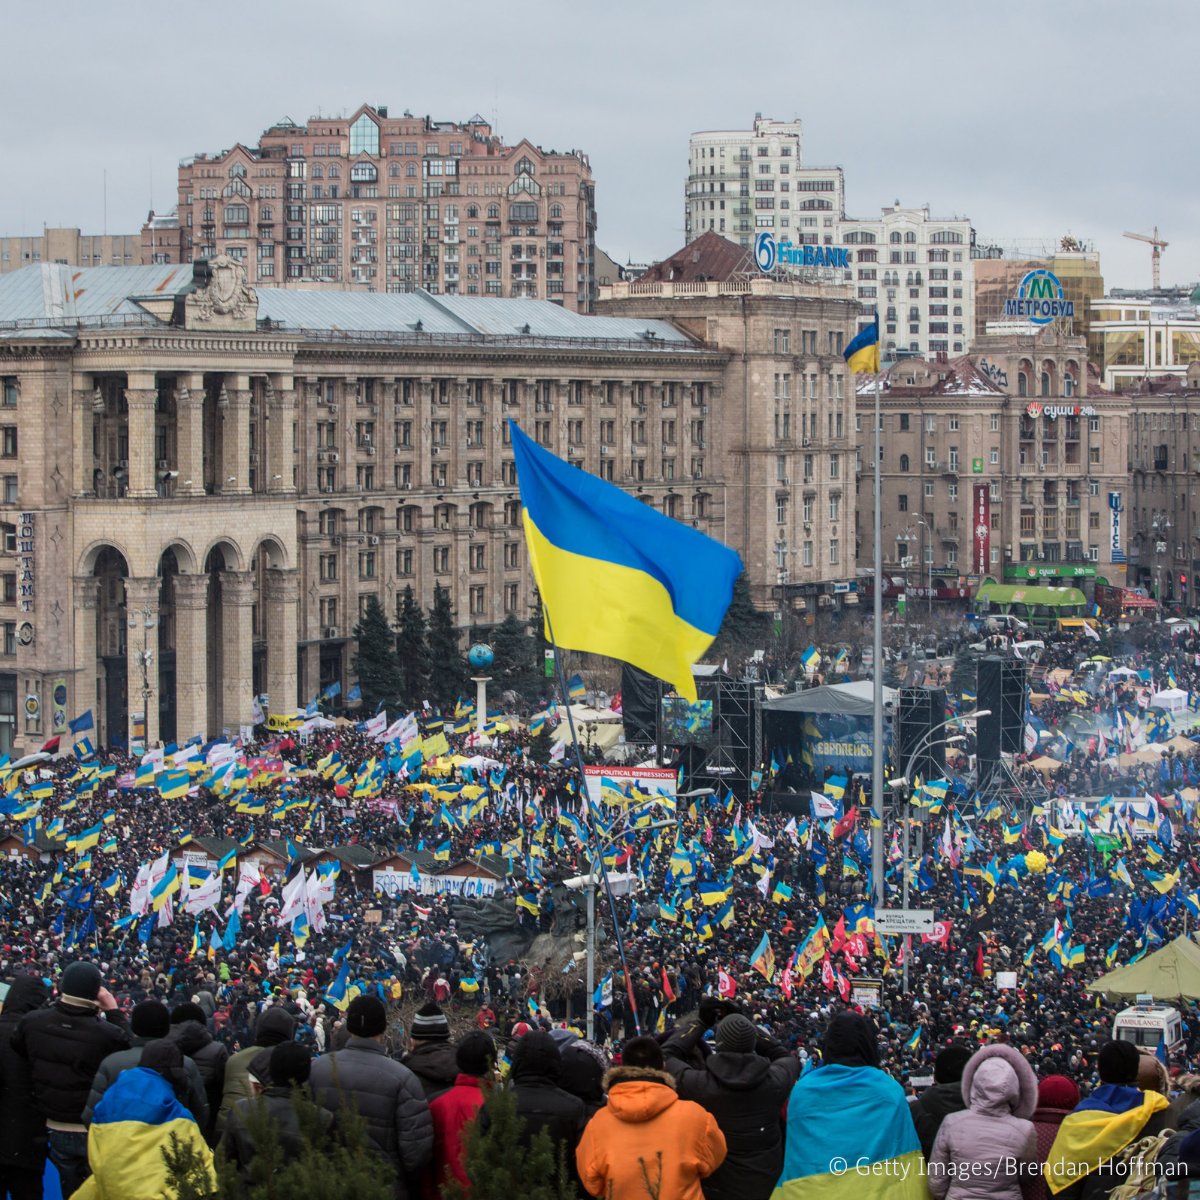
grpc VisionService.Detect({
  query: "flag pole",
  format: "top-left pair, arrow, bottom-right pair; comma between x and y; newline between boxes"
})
871,317 -> 886,917
544,615 -> 642,1040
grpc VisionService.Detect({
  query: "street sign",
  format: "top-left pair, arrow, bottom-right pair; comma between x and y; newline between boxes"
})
875,908 -> 935,934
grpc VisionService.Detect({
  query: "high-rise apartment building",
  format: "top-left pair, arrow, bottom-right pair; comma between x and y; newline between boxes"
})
157,104 -> 597,309
685,115 -> 846,248
835,205 -> 975,362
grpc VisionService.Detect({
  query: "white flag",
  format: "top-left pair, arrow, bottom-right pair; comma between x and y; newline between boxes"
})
277,868 -> 307,926
184,870 -> 222,916
129,862 -> 153,917
365,711 -> 388,740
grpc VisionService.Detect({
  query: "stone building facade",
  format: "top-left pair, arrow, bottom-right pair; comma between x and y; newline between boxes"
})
854,327 -> 1130,597
0,261 -> 724,755
146,104 -> 597,309
598,275 -> 862,612
1126,366 -> 1200,606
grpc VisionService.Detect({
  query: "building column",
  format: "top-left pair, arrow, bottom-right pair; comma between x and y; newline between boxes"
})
176,376 -> 205,498
219,377 -> 252,496
72,384 -> 96,496
124,385 -> 158,499
123,576 -> 160,748
267,378 -> 296,495
72,576 -> 99,737
173,574 -> 209,743
264,567 -> 299,716
219,570 -> 255,733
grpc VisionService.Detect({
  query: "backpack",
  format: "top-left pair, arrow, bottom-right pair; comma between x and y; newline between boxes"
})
1109,1127 -> 1176,1200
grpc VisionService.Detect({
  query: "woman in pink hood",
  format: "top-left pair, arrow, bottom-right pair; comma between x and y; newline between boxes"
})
928,1044 -> 1039,1200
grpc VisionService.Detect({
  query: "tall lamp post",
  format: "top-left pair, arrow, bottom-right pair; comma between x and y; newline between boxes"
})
1151,513 -> 1171,621
127,606 -> 157,753
894,709 -> 989,993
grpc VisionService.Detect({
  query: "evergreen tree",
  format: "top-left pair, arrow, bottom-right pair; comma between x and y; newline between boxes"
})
427,584 -> 469,711
195,1089 -> 394,1200
441,1085 -> 575,1200
395,584 -> 431,706
713,572 -> 768,659
490,612 -> 539,697
527,724 -> 554,766
352,594 -> 401,716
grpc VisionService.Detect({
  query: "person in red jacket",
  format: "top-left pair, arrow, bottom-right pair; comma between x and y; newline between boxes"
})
427,1031 -> 496,1196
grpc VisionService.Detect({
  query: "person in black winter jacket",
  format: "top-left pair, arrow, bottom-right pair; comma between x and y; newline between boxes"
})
11,961 -> 130,1199
0,974 -> 50,1200
216,1005 -> 295,1135
908,1043 -> 971,1160
168,1001 -> 228,1141
499,1030 -> 586,1195
83,999 -> 208,1129
221,1042 -> 333,1181
663,1011 -> 800,1200
402,1002 -> 458,1100
309,994 -> 432,1199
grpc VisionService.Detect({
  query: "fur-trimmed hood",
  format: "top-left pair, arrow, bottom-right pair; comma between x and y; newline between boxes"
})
961,1043 -> 1038,1119
603,1065 -> 677,1092
602,1066 -> 679,1124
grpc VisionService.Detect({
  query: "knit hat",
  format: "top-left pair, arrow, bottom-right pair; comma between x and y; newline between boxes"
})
511,1030 -> 562,1082
170,1001 -> 207,1027
59,961 -> 101,1004
347,994 -> 388,1038
1038,1074 -> 1081,1111
933,1044 -> 972,1084
1098,1040 -> 1140,1085
270,1042 -> 312,1087
620,1035 -> 665,1072
411,1001 -> 450,1042
131,1000 -> 170,1039
248,1048 -> 274,1087
715,1013 -> 758,1054
254,1006 -> 296,1048
455,1031 -> 496,1078
510,1021 -> 533,1039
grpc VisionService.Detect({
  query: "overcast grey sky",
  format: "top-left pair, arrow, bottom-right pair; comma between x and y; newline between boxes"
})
4,0 -> 1195,291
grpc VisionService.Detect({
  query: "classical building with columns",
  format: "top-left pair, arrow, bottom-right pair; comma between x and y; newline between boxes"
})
0,259 -> 726,755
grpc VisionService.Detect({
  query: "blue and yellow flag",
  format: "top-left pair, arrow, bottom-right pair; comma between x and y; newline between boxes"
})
1045,1089 -> 1169,1194
510,419 -> 740,701
771,1062 -> 924,1200
843,319 -> 880,375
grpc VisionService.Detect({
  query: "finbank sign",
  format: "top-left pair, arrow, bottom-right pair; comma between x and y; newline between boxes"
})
755,231 -> 850,273
1005,269 -> 1075,325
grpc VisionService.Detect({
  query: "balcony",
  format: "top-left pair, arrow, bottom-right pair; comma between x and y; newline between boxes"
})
937,527 -> 960,542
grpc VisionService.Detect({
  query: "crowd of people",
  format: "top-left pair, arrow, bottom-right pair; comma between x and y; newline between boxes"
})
3,613 -> 1200,1196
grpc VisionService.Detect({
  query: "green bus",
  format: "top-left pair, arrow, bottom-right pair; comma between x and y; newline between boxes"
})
972,583 -> 1088,630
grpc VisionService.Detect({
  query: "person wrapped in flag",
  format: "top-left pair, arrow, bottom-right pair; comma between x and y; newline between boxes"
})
1044,1040 -> 1170,1199
772,1012 -> 924,1200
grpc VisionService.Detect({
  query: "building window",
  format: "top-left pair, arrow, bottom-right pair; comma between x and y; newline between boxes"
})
469,585 -> 486,616
433,546 -> 450,574
829,539 -> 839,565
0,428 -> 15,457
899,454 -> 909,472
349,114 -> 380,156
0,379 -> 16,407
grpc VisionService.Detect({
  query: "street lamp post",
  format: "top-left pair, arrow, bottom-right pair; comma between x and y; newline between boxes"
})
127,606 -> 156,753
1151,513 -> 1171,621
894,709 -> 990,993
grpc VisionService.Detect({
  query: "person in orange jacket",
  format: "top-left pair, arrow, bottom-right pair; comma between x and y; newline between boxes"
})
575,1035 -> 726,1200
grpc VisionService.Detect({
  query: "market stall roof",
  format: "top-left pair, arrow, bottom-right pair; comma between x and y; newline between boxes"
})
761,680 -> 898,717
1086,936 -> 1200,1001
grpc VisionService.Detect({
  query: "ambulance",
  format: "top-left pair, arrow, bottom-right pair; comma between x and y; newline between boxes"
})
1112,996 -> 1185,1060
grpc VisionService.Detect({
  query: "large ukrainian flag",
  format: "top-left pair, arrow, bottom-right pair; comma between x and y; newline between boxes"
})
771,1064 -> 925,1200
843,319 -> 880,375
510,420 -> 740,700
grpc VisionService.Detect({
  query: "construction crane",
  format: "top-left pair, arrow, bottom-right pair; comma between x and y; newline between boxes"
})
1124,227 -> 1168,289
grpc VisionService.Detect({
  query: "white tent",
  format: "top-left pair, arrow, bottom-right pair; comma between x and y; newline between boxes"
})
1152,688 -> 1189,714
